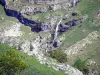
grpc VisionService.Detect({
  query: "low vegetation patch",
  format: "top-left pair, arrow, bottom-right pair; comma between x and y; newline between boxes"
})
73,58 -> 89,74
50,50 -> 67,63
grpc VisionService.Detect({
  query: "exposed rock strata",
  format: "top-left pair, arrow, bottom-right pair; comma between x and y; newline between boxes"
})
5,0 -> 80,16
0,0 -> 83,75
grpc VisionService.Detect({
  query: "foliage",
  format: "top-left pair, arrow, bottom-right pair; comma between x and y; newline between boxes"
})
0,44 -> 65,75
0,49 -> 27,75
50,50 -> 67,63
73,58 -> 89,74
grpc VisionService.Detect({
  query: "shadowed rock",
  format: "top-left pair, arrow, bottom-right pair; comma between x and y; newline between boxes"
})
0,0 -> 49,33
59,19 -> 83,32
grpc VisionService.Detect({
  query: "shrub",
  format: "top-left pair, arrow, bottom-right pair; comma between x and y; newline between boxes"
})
50,50 -> 67,63
73,58 -> 89,74
0,49 -> 27,75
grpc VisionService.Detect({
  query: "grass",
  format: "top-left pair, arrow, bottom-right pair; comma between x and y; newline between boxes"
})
80,35 -> 100,74
0,44 -> 66,75
50,50 -> 67,63
20,25 -> 36,40
57,1 -> 100,74
71,30 -> 100,75
59,0 -> 100,48
30,9 -> 67,22
0,0 -> 100,74
0,5 -> 16,23
73,57 -> 89,75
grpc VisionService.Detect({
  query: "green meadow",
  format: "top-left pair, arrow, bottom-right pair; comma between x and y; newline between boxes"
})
0,44 -> 66,75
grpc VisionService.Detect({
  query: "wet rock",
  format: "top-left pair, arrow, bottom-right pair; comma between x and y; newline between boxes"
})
53,41 -> 62,48
0,0 -> 6,6
58,24 -> 70,32
59,19 -> 83,32
4,8 -> 37,26
72,12 -> 77,16
31,22 -> 49,33
53,41 -> 58,47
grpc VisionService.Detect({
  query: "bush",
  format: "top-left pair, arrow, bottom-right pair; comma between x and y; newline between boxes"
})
73,58 -> 89,74
0,49 -> 27,75
50,50 -> 67,63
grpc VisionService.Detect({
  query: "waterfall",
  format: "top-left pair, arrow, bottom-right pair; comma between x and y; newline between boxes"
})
73,0 -> 76,6
54,19 -> 62,41
72,0 -> 79,6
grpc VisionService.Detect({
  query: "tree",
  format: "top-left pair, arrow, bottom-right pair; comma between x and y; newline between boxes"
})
0,49 -> 27,75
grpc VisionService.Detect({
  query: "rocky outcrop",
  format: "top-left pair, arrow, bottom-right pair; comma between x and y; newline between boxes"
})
59,18 -> 84,32
0,0 -> 84,75
0,0 -> 50,33
4,0 -> 80,16
0,19 -> 83,75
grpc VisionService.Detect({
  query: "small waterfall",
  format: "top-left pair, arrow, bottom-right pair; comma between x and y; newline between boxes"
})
72,0 -> 79,7
73,0 -> 77,6
50,18 -> 62,47
54,19 -> 62,41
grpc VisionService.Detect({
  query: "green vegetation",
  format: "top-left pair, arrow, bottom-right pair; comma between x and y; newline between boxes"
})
65,0 -> 100,74
75,31 -> 100,75
60,0 -> 100,47
0,5 -> 16,23
0,44 -> 65,75
31,9 -> 67,22
73,58 -> 89,75
0,50 -> 27,75
50,50 -> 67,63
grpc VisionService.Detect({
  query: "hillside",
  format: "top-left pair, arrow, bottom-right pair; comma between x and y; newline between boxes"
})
0,0 -> 100,75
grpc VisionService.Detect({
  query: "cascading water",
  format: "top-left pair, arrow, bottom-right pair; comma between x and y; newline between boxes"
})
0,0 -> 83,48
51,18 -> 62,47
54,19 -> 62,41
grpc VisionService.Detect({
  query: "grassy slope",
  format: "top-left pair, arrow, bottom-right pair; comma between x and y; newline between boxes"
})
69,30 -> 100,75
81,34 -> 100,73
0,44 -> 65,75
62,0 -> 100,74
60,0 -> 100,47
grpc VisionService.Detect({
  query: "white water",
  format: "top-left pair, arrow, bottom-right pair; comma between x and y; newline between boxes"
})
54,19 -> 62,41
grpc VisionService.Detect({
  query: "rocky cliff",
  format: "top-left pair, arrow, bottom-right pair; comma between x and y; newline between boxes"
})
5,0 -> 79,17
1,0 -> 100,75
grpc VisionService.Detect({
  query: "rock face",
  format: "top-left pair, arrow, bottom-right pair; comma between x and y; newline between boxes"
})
59,18 -> 84,32
0,0 -> 49,33
0,0 -> 84,75
56,64 -> 83,75
28,0 -> 67,4
4,0 -> 79,16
